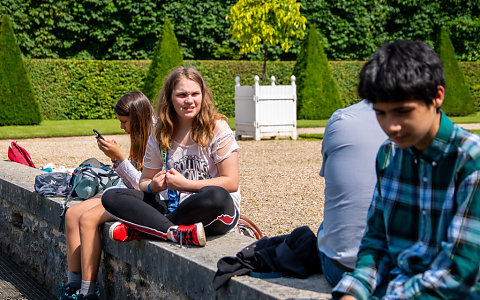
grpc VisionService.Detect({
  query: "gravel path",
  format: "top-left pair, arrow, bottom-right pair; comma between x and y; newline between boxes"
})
3,123 -> 478,238
0,134 -> 325,238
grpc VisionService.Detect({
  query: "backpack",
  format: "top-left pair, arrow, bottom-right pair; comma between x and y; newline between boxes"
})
8,141 -> 35,168
69,158 -> 125,200
34,172 -> 72,197
238,214 -> 263,240
58,158 -> 125,232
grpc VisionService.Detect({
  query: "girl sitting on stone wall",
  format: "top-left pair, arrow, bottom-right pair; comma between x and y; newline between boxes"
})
59,91 -> 154,300
102,66 -> 240,248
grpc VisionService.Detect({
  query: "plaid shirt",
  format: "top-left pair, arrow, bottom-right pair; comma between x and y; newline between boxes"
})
333,113 -> 480,299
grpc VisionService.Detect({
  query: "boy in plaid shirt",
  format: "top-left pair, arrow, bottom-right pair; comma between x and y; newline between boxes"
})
333,40 -> 480,299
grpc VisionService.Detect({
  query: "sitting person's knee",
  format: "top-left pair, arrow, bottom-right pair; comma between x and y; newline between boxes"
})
200,186 -> 230,206
78,210 -> 99,231
101,189 -> 117,209
65,204 -> 82,224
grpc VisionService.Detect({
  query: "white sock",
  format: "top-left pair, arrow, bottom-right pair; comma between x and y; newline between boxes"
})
80,280 -> 96,296
169,226 -> 178,242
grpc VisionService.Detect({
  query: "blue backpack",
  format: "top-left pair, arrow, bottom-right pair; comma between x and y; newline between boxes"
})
58,158 -> 124,231
69,158 -> 124,199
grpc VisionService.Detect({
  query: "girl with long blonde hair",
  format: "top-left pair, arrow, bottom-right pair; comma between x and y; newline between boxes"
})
103,67 -> 240,247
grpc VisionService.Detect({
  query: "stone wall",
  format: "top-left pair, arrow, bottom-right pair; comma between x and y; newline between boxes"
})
0,160 -> 331,299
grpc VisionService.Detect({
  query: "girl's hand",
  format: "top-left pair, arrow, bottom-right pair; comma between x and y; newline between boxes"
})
97,138 -> 126,162
165,169 -> 189,191
150,171 -> 167,192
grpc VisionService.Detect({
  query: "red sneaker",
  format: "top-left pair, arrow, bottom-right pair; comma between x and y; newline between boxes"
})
171,222 -> 206,247
109,222 -> 142,242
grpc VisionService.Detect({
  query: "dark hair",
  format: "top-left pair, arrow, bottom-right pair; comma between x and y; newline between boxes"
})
358,40 -> 445,105
115,91 -> 154,170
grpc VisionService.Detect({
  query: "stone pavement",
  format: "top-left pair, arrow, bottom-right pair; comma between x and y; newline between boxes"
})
0,253 -> 55,300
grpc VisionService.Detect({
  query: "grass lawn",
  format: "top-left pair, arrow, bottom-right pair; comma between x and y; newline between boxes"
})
470,130 -> 480,135
0,120 -> 125,139
1,112 -> 479,139
449,111 -> 480,123
0,118 -> 328,139
298,133 -> 324,140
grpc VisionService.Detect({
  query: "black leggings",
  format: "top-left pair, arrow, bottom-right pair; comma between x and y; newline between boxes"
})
102,186 -> 239,240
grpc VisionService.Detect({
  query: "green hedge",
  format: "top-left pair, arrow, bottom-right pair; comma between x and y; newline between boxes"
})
2,1 -> 479,62
143,18 -> 183,102
437,27 -> 476,116
294,25 -> 343,119
27,59 -> 148,120
26,59 -> 479,120
460,61 -> 480,109
0,15 -> 42,125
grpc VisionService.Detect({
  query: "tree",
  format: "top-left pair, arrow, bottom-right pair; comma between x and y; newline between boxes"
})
435,27 -> 476,116
227,0 -> 306,84
142,18 -> 183,102
293,25 -> 342,119
0,14 -> 42,125
2,1 -> 480,62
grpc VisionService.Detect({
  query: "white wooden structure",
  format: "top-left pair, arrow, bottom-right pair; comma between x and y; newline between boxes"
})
234,75 -> 297,140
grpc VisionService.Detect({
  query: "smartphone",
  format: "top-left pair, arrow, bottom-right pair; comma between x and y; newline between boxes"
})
93,129 -> 105,140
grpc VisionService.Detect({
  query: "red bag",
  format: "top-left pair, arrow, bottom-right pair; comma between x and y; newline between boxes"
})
8,141 -> 35,168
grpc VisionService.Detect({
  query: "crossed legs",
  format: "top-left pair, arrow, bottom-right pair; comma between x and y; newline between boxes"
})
102,186 -> 239,241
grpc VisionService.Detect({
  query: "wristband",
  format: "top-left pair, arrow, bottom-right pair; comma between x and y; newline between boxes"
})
147,183 -> 154,194
111,159 -> 119,168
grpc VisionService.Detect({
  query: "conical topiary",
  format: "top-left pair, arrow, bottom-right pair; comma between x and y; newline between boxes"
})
0,14 -> 42,125
143,18 -> 183,103
293,25 -> 342,120
436,27 -> 475,116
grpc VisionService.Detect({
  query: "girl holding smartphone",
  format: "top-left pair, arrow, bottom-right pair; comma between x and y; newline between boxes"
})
59,91 -> 154,300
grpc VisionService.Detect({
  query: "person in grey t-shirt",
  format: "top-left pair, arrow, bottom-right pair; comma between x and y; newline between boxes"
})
316,100 -> 387,286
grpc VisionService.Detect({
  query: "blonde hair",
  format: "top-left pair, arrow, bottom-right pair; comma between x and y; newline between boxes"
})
114,91 -> 154,170
154,66 -> 226,150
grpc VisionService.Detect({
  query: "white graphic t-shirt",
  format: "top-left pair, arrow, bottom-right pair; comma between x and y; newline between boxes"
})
143,119 -> 241,210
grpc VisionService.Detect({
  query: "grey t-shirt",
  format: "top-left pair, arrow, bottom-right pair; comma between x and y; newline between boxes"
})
317,100 -> 387,269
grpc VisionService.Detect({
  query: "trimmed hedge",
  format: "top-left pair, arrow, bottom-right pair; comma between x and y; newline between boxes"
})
143,18 -> 183,102
27,59 -> 147,120
25,59 -> 479,120
460,62 -> 480,109
294,25 -> 343,119
436,27 -> 476,116
0,14 -> 42,125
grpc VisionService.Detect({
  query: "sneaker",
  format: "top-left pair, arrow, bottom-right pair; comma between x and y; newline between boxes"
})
109,221 -> 142,242
73,291 -> 100,300
171,222 -> 206,247
57,282 -> 79,300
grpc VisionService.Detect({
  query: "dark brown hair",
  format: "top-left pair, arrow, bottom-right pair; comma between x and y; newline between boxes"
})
115,91 -> 154,169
